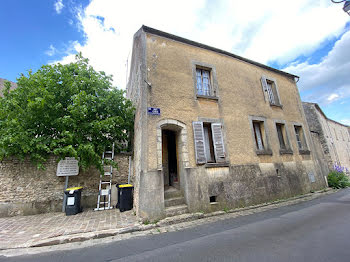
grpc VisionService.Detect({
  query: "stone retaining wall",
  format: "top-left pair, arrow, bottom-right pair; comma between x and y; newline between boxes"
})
0,154 -> 131,217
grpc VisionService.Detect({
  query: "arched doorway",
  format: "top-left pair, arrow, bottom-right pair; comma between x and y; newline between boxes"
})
156,119 -> 190,191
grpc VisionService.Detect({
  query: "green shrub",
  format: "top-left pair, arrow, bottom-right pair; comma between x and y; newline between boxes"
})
0,53 -> 134,171
327,171 -> 350,189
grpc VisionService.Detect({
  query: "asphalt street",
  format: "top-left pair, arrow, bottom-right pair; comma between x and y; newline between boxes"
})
3,188 -> 350,262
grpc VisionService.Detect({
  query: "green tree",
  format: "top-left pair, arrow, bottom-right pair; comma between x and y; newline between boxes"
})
0,54 -> 134,171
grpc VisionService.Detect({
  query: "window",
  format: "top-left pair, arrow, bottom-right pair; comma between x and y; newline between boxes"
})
276,123 -> 286,149
275,122 -> 293,154
192,121 -> 226,164
196,68 -> 212,96
294,125 -> 309,154
261,76 -> 281,106
253,121 -> 265,150
192,62 -> 218,99
203,123 -> 215,162
249,117 -> 272,155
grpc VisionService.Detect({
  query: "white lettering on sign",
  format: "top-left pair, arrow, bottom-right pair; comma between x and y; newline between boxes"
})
56,157 -> 79,176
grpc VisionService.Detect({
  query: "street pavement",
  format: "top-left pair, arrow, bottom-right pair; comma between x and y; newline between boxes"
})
0,188 -> 348,261
0,209 -> 138,249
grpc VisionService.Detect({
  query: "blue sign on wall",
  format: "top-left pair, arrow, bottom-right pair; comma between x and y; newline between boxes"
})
147,107 -> 161,115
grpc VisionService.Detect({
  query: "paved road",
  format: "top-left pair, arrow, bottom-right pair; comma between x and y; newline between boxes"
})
3,188 -> 350,262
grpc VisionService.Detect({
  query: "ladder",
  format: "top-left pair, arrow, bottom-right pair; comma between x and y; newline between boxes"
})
95,143 -> 114,211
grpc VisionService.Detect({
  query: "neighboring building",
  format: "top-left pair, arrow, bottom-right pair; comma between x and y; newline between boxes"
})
0,78 -> 16,96
127,26 -> 326,221
303,102 -> 350,174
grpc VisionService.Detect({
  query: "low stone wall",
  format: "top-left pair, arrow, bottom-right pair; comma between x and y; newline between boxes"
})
137,160 -> 327,220
184,160 -> 327,214
0,153 -> 131,217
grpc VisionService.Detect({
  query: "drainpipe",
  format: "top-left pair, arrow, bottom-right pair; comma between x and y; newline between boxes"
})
128,156 -> 132,184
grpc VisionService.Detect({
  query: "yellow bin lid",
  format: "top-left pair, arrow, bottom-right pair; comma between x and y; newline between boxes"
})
119,184 -> 133,188
66,186 -> 83,191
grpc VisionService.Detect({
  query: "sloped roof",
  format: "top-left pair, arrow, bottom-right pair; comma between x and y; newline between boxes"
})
303,101 -> 349,128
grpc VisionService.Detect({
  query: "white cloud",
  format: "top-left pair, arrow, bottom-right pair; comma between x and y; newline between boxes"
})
340,119 -> 350,126
45,44 -> 57,56
327,94 -> 340,102
54,0 -> 64,14
283,29 -> 350,106
55,0 -> 349,90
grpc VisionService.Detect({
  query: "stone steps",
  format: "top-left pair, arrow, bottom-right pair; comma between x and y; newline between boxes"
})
165,196 -> 185,208
165,204 -> 189,217
164,187 -> 182,199
164,186 -> 188,217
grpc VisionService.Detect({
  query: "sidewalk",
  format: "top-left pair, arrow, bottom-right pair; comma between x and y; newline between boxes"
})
0,209 -> 138,250
0,188 -> 336,252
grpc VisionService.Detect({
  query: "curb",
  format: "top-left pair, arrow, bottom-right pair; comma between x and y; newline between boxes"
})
1,188 -> 337,250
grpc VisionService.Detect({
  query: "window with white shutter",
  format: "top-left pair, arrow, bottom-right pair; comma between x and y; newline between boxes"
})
211,123 -> 226,163
276,123 -> 286,150
193,122 -> 206,164
261,76 -> 281,106
253,121 -> 264,150
193,121 -> 226,164
249,116 -> 272,155
294,125 -> 308,152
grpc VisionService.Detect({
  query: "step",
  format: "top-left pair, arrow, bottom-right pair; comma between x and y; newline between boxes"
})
165,204 -> 188,217
164,187 -> 182,199
165,197 -> 186,207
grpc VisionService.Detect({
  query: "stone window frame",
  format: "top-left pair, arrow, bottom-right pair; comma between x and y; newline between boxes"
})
260,75 -> 283,108
248,116 -> 273,155
292,122 -> 311,155
273,119 -> 293,155
195,117 -> 229,168
156,119 -> 190,171
192,61 -> 219,100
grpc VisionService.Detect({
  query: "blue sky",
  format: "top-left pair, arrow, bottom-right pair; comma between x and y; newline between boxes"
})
0,0 -> 349,125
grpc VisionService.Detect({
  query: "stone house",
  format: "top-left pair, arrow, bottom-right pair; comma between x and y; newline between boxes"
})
126,26 -> 327,221
303,102 -> 350,174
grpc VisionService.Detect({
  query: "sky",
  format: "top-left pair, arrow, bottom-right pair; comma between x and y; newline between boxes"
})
0,0 -> 349,125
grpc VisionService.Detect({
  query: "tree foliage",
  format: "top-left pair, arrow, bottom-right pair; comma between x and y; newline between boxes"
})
0,54 -> 134,171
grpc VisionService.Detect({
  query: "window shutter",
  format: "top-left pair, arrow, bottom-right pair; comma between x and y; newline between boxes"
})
211,123 -> 226,163
261,76 -> 268,93
261,77 -> 274,104
254,122 -> 264,150
192,122 -> 206,164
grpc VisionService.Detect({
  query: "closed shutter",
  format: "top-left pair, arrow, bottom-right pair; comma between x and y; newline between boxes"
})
211,123 -> 226,163
192,121 -> 206,164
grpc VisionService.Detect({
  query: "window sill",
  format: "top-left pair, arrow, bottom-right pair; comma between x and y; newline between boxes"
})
270,103 -> 283,108
299,149 -> 311,155
205,162 -> 230,168
279,148 -> 293,155
256,149 -> 273,156
196,94 -> 219,101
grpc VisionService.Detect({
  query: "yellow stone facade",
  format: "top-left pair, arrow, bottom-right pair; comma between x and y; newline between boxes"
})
127,26 -> 327,220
